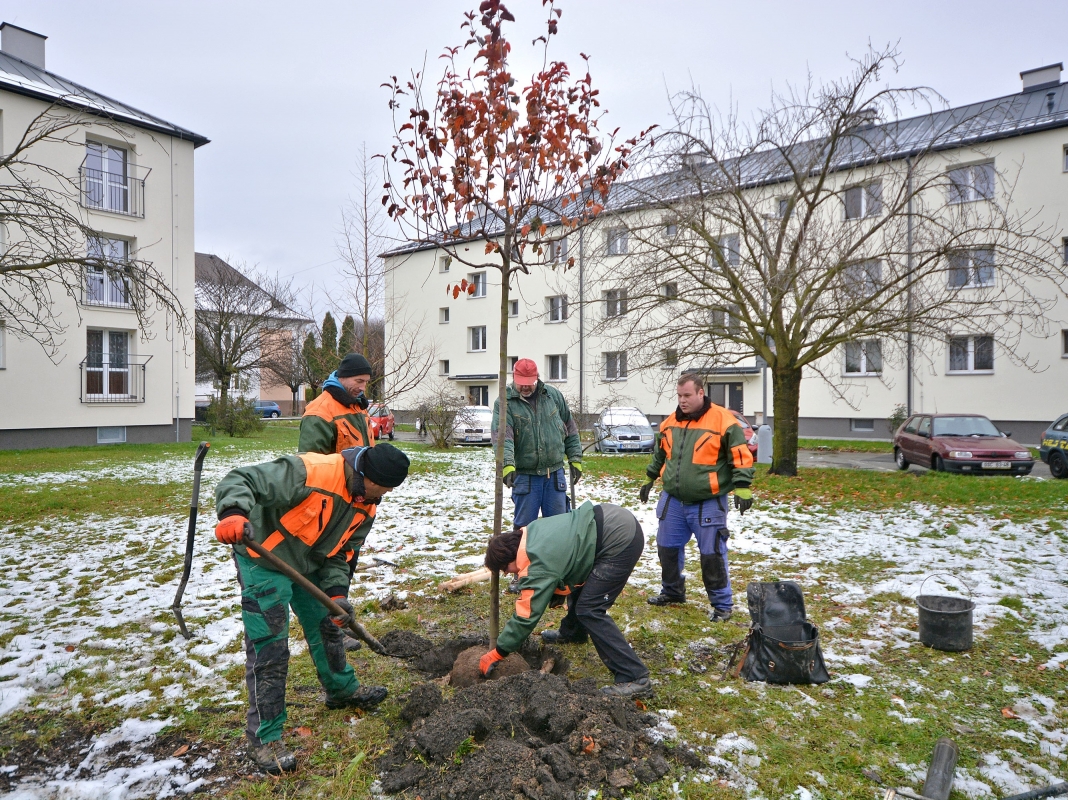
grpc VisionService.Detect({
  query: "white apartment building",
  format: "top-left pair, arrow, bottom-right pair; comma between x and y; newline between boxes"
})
384,64 -> 1068,444
0,23 -> 207,449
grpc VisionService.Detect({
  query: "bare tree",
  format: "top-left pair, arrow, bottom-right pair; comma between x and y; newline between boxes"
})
194,255 -> 300,411
0,104 -> 186,357
376,301 -> 435,404
413,377 -> 474,448
261,322 -> 312,414
338,143 -> 387,354
601,47 -> 1066,475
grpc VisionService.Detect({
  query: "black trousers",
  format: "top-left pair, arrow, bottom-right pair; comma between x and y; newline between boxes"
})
557,524 -> 648,684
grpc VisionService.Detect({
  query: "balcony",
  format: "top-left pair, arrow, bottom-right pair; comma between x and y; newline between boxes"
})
82,267 -> 138,309
79,157 -> 150,218
79,355 -> 151,403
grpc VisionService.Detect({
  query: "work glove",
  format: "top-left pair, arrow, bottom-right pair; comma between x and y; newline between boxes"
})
569,462 -> 582,486
733,488 -> 753,515
502,465 -> 516,489
549,591 -> 567,609
479,647 -> 507,677
638,480 -> 655,503
330,597 -> 354,627
215,513 -> 248,544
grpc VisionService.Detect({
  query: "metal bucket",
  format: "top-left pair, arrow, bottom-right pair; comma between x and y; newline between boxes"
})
917,575 -> 974,652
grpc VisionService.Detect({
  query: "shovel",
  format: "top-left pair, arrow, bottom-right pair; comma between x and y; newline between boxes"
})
171,442 -> 210,639
240,535 -> 389,656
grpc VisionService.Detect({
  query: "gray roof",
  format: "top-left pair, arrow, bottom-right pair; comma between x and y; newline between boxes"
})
195,253 -> 309,324
0,50 -> 208,147
382,80 -> 1068,257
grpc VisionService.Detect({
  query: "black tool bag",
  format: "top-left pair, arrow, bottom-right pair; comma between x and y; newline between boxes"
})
735,581 -> 829,685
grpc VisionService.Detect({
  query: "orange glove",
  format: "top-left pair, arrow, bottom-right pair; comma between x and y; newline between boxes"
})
479,647 -> 506,677
330,597 -> 354,627
215,514 -> 248,544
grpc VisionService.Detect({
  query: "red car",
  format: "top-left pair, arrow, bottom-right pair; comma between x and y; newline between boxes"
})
730,410 -> 759,456
893,413 -> 1033,475
368,403 -> 395,441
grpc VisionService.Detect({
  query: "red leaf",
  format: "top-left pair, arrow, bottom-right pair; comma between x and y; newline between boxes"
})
1001,707 -> 1019,719
172,744 -> 190,757
294,726 -> 314,737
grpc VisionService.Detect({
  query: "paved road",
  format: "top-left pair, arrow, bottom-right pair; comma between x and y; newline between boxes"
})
798,448 -> 1053,479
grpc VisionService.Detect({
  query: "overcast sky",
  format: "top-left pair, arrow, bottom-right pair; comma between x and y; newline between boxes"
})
5,1 -> 1066,316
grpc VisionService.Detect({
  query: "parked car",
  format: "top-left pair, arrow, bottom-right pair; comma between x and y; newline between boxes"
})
1039,413 -> 1068,479
451,406 -> 493,445
254,400 -> 282,419
368,404 -> 395,441
729,410 -> 759,456
893,413 -> 1033,475
593,407 -> 655,454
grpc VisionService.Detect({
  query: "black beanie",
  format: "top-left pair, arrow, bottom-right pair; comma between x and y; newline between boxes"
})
362,443 -> 410,488
337,352 -> 373,378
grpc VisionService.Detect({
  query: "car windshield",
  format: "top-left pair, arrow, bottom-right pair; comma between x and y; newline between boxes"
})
602,409 -> 649,427
369,405 -> 385,416
932,416 -> 1002,437
458,408 -> 492,424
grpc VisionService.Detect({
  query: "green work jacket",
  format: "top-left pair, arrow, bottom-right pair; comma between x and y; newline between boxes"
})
491,381 -> 581,475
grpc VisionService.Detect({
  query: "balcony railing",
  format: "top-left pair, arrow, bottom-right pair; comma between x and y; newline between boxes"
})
79,354 -> 151,403
82,267 -> 139,309
79,158 -> 150,218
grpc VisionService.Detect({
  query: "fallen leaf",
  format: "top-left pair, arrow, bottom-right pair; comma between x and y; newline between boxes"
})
1001,707 -> 1019,719
634,699 -> 647,711
1038,665 -> 1047,671
172,744 -> 190,757
294,726 -> 313,737
983,670 -> 992,677
582,735 -> 595,754
64,645 -> 75,652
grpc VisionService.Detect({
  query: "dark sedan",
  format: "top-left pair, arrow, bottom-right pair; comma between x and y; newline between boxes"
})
893,414 -> 1033,475
1039,413 -> 1068,479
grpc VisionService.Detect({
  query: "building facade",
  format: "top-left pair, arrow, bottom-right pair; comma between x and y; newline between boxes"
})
0,23 -> 207,449
385,65 -> 1068,444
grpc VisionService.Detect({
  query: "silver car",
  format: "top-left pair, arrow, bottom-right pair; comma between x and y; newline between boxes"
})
593,407 -> 656,453
451,406 -> 494,445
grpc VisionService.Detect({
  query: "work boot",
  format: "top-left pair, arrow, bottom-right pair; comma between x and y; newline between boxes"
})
601,677 -> 653,698
541,629 -> 588,645
647,593 -> 685,606
324,685 -> 388,710
247,739 -> 297,774
342,632 -> 363,651
709,607 -> 733,623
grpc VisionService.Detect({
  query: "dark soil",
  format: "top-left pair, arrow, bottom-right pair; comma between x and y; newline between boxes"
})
380,629 -> 486,676
379,670 -> 689,800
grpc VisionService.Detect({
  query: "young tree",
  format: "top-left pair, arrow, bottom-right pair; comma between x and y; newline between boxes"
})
602,48 -> 1065,475
0,105 -> 185,357
383,0 -> 648,641
338,314 -> 358,356
302,331 -> 326,398
319,311 -> 339,373
339,143 -> 387,355
261,323 -> 313,414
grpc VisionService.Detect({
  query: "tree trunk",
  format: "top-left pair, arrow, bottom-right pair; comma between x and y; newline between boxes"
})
490,257 -> 511,648
770,364 -> 802,477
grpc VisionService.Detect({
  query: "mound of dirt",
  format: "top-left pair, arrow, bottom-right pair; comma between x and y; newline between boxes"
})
379,630 -> 484,676
378,671 -> 684,800
450,644 -> 532,688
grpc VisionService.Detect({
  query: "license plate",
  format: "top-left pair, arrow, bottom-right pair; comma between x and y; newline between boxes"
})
465,435 -> 482,442
981,461 -> 1011,469
621,442 -> 639,450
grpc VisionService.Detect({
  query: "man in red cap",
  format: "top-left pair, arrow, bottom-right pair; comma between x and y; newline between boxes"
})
491,358 -> 582,533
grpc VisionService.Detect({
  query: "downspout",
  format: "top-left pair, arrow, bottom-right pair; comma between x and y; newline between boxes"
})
578,228 -> 585,415
906,156 -> 914,416
171,135 -> 180,442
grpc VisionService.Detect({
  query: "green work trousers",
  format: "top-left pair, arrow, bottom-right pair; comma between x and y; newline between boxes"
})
234,551 -> 358,744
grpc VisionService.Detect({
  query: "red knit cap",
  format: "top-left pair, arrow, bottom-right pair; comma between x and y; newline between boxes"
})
512,358 -> 539,386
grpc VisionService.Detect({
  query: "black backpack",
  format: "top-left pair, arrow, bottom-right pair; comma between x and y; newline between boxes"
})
733,581 -> 829,685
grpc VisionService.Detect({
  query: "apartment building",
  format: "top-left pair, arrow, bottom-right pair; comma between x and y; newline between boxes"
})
0,23 -> 207,449
384,64 -> 1068,443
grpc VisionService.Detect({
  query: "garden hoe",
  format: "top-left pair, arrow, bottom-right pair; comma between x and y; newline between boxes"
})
171,441 -> 210,639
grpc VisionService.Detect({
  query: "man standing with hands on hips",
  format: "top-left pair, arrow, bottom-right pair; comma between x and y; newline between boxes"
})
640,373 -> 755,621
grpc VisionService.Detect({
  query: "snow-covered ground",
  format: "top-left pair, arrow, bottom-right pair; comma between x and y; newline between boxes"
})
1,444 -> 1065,798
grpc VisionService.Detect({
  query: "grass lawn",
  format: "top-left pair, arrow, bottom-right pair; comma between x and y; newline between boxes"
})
1,429 -> 1066,798
798,437 -> 894,453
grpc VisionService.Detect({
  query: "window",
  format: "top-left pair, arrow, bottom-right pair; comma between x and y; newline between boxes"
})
469,326 -> 487,352
83,141 -> 129,213
948,335 -> 994,373
903,416 -> 920,434
439,255 -> 452,273
509,299 -> 519,317
661,282 -> 678,300
85,329 -> 131,396
1063,145 -> 1068,173
1062,329 -> 1068,357
550,237 -> 568,263
604,351 -> 627,380
917,416 -> 932,437
468,385 -> 489,406
469,272 -> 487,298
509,356 -> 518,372
1063,237 -> 1068,265
843,182 -> 882,219
711,304 -> 742,334
85,236 -> 131,307
842,259 -> 882,295
664,348 -> 678,368
606,228 -> 628,256
948,249 -> 995,289
439,307 -> 450,324
777,197 -> 791,218
548,354 -> 567,381
850,419 -> 875,432
948,162 -> 995,204
604,289 -> 627,317
714,234 -> 740,267
439,359 -> 450,375
97,426 -> 127,444
547,295 -> 568,322
663,220 -> 678,238
0,319 -> 5,369
844,340 -> 882,375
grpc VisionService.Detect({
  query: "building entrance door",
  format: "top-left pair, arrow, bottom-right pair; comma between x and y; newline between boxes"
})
707,382 -> 743,414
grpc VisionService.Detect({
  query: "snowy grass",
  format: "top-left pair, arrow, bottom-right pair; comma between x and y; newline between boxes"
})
0,431 -> 1066,798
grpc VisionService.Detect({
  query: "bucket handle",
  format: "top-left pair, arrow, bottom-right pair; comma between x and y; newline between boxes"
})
919,573 -> 973,600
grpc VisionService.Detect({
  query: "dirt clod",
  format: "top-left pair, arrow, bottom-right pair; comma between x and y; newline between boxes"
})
450,644 -> 531,688
400,683 -> 442,723
380,630 -> 484,676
